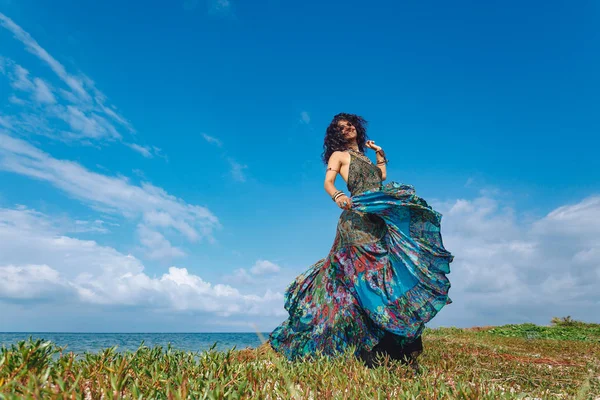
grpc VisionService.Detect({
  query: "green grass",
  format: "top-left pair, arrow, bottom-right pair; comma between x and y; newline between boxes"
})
480,317 -> 600,342
1,319 -> 599,399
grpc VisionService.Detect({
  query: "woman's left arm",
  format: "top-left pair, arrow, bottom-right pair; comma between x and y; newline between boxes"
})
375,148 -> 387,180
366,140 -> 388,180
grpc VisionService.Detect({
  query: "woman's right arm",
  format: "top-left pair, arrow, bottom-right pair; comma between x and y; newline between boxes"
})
324,152 -> 351,209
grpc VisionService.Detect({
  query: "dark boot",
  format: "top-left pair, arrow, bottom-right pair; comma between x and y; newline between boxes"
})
362,332 -> 423,373
358,347 -> 377,368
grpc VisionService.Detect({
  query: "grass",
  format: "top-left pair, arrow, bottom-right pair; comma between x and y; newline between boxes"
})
0,319 -> 599,399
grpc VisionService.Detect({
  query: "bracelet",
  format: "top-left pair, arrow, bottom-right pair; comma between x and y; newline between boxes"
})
333,192 -> 345,201
331,191 -> 343,201
375,149 -> 388,165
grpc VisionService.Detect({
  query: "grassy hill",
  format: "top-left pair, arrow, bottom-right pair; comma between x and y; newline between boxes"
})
1,318 -> 599,399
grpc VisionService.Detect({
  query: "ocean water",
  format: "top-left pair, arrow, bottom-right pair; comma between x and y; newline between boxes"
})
0,332 -> 270,354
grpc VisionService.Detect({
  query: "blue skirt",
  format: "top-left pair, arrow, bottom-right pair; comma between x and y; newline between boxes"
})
269,182 -> 453,360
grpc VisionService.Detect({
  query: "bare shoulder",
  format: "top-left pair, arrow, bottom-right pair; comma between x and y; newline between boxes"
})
329,151 -> 350,164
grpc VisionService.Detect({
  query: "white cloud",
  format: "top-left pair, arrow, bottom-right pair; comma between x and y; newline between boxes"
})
142,210 -> 200,241
56,105 -> 121,140
0,133 -> 220,253
8,95 -> 25,105
0,13 -> 155,155
533,196 -> 600,238
0,115 -> 13,129
5,208 -> 112,235
300,111 -> 310,124
33,78 -> 56,104
0,207 -> 145,300
202,133 -> 223,147
3,63 -> 55,104
73,219 -> 111,234
0,13 -> 88,99
137,224 -> 186,260
229,268 -> 255,284
125,143 -> 154,158
250,259 -> 281,275
10,64 -> 33,90
433,194 -> 600,327
0,264 -> 65,299
0,206 -> 285,317
228,158 -> 247,182
222,260 -> 292,296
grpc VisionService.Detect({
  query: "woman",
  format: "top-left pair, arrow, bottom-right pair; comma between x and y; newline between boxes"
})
269,113 -> 453,368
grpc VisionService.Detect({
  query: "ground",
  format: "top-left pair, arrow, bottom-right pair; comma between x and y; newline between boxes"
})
1,318 -> 599,399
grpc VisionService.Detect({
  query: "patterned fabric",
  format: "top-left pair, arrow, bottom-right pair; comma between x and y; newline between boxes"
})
269,153 -> 453,360
348,152 -> 383,196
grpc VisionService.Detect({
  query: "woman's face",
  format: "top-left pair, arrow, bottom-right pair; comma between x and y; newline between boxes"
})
337,120 -> 357,140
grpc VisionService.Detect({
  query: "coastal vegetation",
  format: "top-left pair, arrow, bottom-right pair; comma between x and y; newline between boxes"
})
1,318 -> 598,399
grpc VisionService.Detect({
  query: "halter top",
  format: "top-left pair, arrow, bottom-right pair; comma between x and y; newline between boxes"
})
347,152 -> 383,196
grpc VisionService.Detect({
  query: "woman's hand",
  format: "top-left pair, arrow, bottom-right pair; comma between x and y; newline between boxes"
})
335,194 -> 352,210
365,140 -> 382,152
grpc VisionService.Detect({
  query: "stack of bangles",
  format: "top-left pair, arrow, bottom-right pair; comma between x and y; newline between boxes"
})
331,190 -> 345,202
376,149 -> 389,165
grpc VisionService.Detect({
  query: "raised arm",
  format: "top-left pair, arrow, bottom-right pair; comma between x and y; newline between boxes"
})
366,140 -> 387,180
375,149 -> 387,180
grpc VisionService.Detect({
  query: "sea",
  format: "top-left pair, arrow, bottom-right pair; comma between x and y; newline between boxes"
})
0,332 -> 270,354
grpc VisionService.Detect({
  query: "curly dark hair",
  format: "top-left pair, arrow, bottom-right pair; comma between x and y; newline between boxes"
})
321,113 -> 369,164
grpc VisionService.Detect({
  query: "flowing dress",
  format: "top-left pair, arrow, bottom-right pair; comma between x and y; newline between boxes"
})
269,151 -> 453,360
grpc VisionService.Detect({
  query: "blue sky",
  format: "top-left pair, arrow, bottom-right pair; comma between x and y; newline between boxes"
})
0,0 -> 599,332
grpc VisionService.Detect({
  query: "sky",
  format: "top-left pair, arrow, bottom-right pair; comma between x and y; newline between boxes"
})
0,0 -> 598,332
